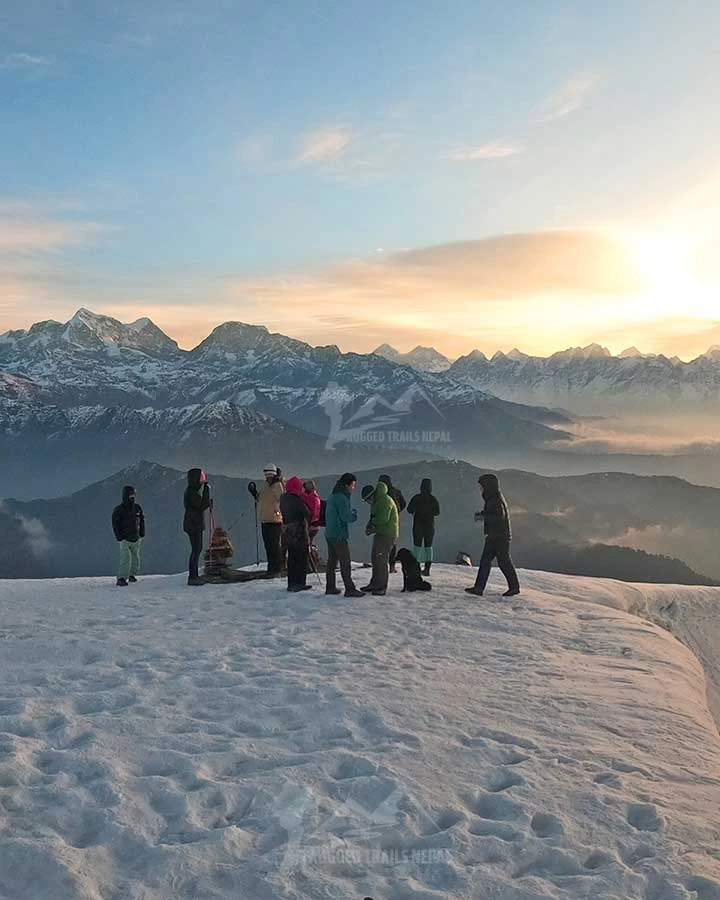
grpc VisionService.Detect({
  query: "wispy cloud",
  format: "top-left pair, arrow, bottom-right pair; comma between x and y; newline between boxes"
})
537,74 -> 598,122
295,126 -> 353,165
0,52 -> 51,74
0,216 -> 105,253
445,142 -> 521,161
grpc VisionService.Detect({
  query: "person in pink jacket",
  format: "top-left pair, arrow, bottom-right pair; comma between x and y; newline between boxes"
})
302,480 -> 322,541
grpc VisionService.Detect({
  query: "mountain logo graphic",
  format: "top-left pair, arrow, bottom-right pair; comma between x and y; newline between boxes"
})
319,381 -> 447,450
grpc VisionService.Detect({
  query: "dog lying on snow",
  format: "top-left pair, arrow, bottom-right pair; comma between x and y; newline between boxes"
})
396,548 -> 432,592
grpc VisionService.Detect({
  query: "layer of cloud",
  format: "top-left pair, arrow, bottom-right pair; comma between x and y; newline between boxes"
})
295,126 -> 352,165
445,142 -> 520,161
537,74 -> 598,122
220,230 -> 643,354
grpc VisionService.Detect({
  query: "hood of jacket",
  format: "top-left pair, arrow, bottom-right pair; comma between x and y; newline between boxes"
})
420,478 -> 432,494
121,484 -> 136,505
478,473 -> 500,497
374,481 -> 389,498
187,468 -> 203,489
285,476 -> 304,496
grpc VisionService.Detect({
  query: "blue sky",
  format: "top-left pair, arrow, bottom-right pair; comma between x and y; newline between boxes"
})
1,0 -> 719,356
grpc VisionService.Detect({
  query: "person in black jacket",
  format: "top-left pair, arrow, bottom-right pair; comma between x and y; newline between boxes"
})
111,485 -> 145,586
279,476 -> 313,592
407,478 -> 440,576
378,474 -> 406,573
465,473 -> 520,598
183,468 -> 211,586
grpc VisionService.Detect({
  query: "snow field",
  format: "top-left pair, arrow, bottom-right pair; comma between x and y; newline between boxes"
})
0,566 -> 719,900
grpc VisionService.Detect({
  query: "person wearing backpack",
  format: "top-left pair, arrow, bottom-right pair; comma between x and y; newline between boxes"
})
407,478 -> 440,576
279,476 -> 313,592
324,472 -> 364,598
111,485 -> 145,586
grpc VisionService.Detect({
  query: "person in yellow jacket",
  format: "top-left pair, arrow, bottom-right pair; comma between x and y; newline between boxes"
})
256,464 -> 284,576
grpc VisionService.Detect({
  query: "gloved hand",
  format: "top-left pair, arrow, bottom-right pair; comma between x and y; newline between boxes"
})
474,511 -> 483,522
365,524 -> 375,536
350,509 -> 358,523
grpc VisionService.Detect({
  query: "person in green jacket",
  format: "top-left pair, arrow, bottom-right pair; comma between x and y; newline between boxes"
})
361,481 -> 400,596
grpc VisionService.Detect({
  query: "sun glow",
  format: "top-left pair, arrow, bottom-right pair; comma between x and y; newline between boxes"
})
625,226 -> 716,321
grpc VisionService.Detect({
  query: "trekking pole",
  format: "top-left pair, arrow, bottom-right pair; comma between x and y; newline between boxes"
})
247,481 -> 260,568
308,544 -> 323,585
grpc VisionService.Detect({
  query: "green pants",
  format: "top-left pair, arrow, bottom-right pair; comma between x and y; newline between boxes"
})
118,540 -> 141,578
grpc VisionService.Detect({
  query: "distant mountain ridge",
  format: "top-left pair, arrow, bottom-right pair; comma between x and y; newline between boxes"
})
449,342 -> 720,413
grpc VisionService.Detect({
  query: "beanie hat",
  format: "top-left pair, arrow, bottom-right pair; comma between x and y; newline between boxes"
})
361,484 -> 375,501
263,464 -> 278,475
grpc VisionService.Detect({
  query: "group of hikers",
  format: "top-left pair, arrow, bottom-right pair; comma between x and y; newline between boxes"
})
111,465 -> 520,598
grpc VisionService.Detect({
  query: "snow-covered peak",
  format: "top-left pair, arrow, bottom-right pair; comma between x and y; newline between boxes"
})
702,345 -> 720,360
0,308 -> 179,362
373,343 -> 401,360
373,343 -> 451,372
506,347 -> 530,362
619,346 -> 645,358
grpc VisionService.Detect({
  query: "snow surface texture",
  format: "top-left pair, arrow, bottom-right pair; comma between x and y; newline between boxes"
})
0,567 -> 719,900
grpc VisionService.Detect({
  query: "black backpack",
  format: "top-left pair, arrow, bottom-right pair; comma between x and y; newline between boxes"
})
318,499 -> 327,528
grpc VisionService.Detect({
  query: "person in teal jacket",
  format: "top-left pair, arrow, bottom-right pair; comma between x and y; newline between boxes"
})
324,473 -> 364,598
361,481 -> 400,596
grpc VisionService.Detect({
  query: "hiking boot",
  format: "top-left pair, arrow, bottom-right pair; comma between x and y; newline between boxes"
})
423,563 -> 431,576
325,587 -> 342,595
465,586 -> 483,596
128,575 -> 138,583
361,584 -> 375,592
503,588 -> 520,597
344,588 -> 365,598
371,590 -> 386,596
187,576 -> 205,586
116,577 -> 128,587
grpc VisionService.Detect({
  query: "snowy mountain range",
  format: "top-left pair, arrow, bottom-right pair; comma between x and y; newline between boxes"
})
0,309 -> 573,497
448,342 -> 720,413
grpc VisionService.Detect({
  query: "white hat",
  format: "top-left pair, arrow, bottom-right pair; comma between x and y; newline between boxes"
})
263,463 -> 278,474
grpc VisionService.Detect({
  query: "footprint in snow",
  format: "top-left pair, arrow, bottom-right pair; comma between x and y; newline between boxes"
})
627,802 -> 663,832
530,812 -> 565,837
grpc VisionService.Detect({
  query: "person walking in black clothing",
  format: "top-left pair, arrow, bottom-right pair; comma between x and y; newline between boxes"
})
279,476 -> 313,592
465,474 -> 520,597
183,468 -> 211,586
378,474 -> 406,573
407,478 -> 440,576
111,485 -> 145,586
